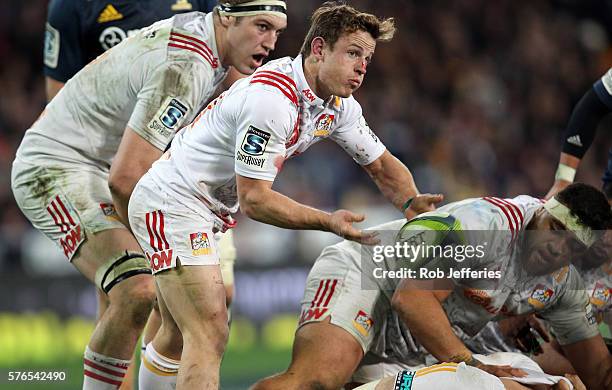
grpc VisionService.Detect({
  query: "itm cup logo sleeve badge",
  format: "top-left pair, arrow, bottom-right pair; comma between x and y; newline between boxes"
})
527,284 -> 554,309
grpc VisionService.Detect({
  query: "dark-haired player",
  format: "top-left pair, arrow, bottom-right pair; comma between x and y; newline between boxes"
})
254,183 -> 611,389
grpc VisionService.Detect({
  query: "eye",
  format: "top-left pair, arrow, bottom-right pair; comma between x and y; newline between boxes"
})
348,50 -> 358,58
257,23 -> 269,32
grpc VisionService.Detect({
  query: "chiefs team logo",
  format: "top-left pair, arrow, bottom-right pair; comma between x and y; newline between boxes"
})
353,310 -> 374,336
528,284 -> 554,309
591,282 -> 611,308
190,232 -> 212,256
313,114 -> 335,137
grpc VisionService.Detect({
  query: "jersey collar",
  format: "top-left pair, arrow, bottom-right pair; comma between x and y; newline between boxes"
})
292,55 -> 326,108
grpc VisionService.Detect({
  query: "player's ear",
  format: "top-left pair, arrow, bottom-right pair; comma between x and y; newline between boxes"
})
310,37 -> 326,61
218,14 -> 234,28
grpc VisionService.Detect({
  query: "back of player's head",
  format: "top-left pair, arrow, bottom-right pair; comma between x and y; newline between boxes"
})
299,1 -> 396,58
556,183 -> 612,231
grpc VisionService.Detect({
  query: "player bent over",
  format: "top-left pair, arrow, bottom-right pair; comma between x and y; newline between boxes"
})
11,2 -> 287,389
251,183 -> 612,390
128,2 -> 442,389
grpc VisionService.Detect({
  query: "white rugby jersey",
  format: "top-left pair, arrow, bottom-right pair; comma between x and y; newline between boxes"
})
16,12 -> 227,170
147,55 -> 386,215
329,196 -> 598,362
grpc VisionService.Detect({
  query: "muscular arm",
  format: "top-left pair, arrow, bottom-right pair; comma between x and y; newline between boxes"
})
391,285 -> 473,363
561,334 -> 612,390
363,150 -> 442,218
236,175 -> 376,243
109,127 -> 163,226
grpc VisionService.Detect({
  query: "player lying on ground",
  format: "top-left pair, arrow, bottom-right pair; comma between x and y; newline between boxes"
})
354,352 -> 586,390
12,2 -> 286,389
128,2 -> 441,389
251,183 -> 612,390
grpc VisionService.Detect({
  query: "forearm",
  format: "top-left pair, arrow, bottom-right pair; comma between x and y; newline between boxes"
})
562,335 -> 612,389
561,85 -> 610,160
393,289 -> 473,363
366,152 -> 419,211
240,188 -> 331,231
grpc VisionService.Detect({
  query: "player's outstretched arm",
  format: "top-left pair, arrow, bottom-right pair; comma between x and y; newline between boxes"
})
109,127 -> 163,226
236,174 -> 378,244
363,150 -> 443,219
561,334 -> 612,390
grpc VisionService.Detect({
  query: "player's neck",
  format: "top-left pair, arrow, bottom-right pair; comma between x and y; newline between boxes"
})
303,55 -> 331,100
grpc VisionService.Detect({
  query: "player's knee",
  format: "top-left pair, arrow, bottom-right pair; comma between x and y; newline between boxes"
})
183,307 -> 229,356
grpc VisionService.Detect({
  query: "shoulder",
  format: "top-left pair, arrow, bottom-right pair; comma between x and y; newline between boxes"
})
248,62 -> 299,109
47,0 -> 79,22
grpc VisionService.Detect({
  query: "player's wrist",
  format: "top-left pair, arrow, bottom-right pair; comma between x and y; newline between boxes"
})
554,163 -> 576,183
401,197 -> 415,213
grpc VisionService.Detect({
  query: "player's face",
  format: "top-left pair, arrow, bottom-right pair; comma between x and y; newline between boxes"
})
318,30 -> 376,98
226,14 -> 286,74
522,210 -> 586,275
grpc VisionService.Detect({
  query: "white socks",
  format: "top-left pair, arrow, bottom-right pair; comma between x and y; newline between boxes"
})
83,346 -> 130,389
139,343 -> 180,390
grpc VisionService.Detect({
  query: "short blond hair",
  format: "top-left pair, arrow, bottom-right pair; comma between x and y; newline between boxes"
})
300,2 -> 396,58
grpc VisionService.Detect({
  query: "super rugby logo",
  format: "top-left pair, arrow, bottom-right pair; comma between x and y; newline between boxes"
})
241,126 -> 270,156
528,284 -> 554,309
394,370 -> 415,390
160,98 -> 188,129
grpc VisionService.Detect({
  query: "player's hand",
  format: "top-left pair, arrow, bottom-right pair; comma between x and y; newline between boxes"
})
328,210 -> 379,245
553,374 -> 586,390
405,193 -> 444,220
475,363 -> 527,378
545,180 -> 571,200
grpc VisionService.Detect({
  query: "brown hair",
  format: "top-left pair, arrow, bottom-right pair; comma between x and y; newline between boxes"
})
300,1 -> 396,58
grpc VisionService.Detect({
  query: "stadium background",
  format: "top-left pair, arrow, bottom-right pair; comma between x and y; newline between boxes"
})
1,0 -> 612,388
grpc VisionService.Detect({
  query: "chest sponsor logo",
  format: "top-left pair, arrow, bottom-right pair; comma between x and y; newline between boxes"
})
44,23 -> 60,68
591,282 -> 611,308
463,288 -> 502,314
353,310 -> 374,336
190,232 -> 212,256
302,89 -> 316,102
98,4 -> 123,23
171,0 -> 192,11
395,370 -> 415,390
313,114 -> 334,137
528,284 -> 554,309
241,126 -> 271,156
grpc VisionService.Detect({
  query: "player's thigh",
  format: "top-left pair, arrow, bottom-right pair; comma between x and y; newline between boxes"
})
289,318 -> 364,380
155,265 -> 227,336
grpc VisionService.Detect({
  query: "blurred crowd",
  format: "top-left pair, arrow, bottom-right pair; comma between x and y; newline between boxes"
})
1,0 -> 612,270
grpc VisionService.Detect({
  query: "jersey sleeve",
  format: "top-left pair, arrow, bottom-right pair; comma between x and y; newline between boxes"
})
128,58 -> 213,151
44,0 -> 84,82
330,98 -> 386,166
539,268 -> 599,345
233,88 -> 295,181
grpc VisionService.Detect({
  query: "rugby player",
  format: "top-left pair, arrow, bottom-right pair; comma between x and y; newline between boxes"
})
12,2 -> 287,389
44,0 -> 216,100
546,68 -> 612,199
251,183 -> 612,390
354,352 -> 586,390
128,2 -> 441,389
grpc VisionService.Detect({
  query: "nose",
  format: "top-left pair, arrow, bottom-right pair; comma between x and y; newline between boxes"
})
262,33 -> 277,53
355,59 -> 367,76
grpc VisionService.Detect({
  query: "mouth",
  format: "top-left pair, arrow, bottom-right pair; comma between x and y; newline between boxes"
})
251,53 -> 267,67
